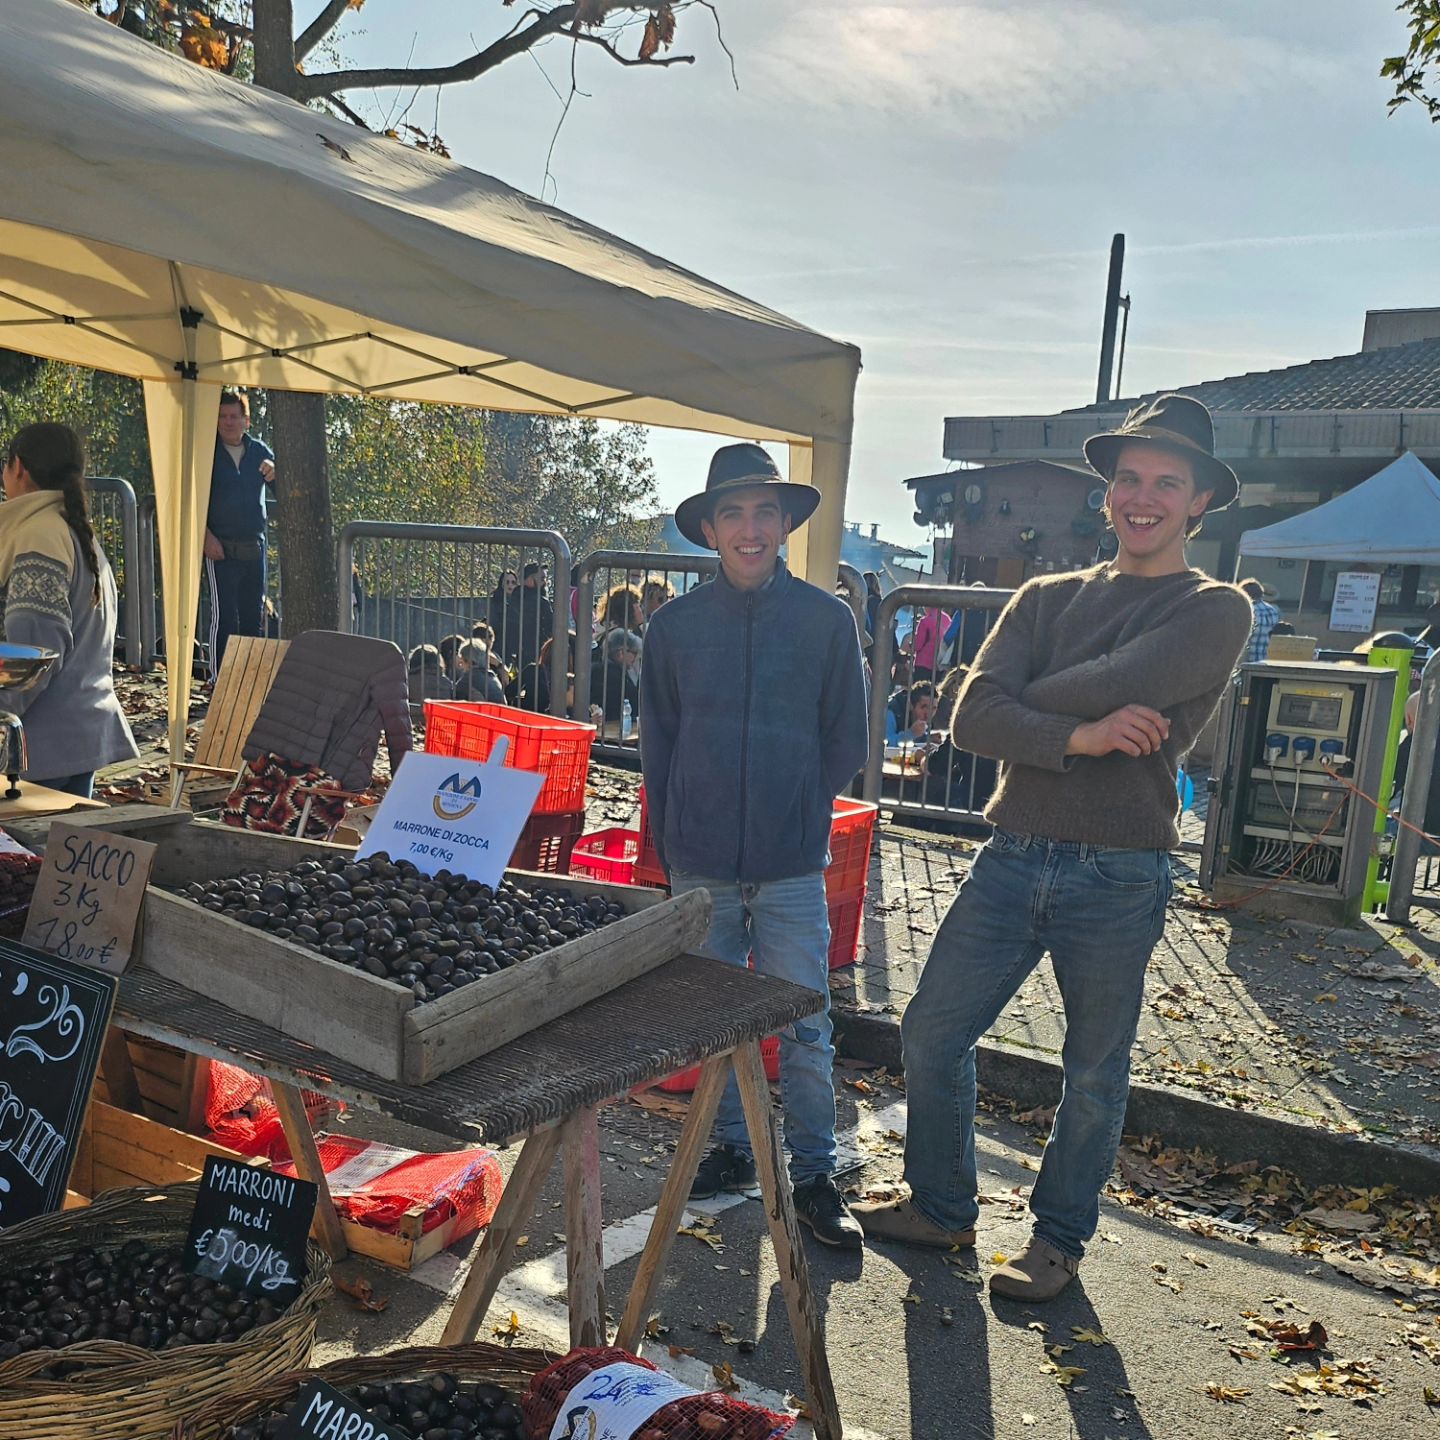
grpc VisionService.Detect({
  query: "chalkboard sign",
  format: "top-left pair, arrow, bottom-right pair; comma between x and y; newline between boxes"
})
183,1155 -> 318,1298
275,1378 -> 416,1440
23,822 -> 158,975
0,938 -> 116,1228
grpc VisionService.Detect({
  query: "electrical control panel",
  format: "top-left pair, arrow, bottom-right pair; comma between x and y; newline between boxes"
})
1201,662 -> 1396,925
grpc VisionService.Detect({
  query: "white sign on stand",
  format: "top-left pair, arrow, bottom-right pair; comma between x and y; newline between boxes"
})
1329,571 -> 1382,634
356,745 -> 543,888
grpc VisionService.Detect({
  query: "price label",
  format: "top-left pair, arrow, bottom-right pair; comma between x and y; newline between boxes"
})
275,1378 -> 416,1440
22,822 -> 157,975
183,1156 -> 317,1297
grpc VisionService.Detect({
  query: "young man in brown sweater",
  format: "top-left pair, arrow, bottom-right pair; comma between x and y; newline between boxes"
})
854,394 -> 1252,1300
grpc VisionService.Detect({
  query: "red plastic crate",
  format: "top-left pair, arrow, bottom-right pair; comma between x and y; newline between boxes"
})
509,809 -> 586,874
825,797 -> 878,900
827,890 -> 865,970
655,1034 -> 782,1093
570,828 -> 639,885
633,791 -> 879,904
423,702 -> 595,815
636,785 -> 665,887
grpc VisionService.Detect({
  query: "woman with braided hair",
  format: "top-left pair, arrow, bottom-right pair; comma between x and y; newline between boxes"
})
0,424 -> 137,796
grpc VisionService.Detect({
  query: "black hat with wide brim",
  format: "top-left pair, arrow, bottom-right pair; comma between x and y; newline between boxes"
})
674,442 -> 822,548
1083,393 -> 1239,511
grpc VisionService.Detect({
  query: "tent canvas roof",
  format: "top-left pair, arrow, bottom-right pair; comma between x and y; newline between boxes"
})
0,0 -> 859,444
1238,451 -> 1440,564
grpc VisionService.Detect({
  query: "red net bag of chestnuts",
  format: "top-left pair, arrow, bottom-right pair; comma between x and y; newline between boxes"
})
522,1347 -> 795,1439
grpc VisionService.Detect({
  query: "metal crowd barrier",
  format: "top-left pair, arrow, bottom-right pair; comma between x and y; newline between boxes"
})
862,584 -> 1013,827
1386,648 -> 1440,923
836,561 -> 866,639
87,477 -> 143,670
336,521 -> 572,718
573,551 -> 720,763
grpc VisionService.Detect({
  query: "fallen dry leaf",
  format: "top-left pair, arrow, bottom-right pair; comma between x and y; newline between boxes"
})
333,1274 -> 387,1313
1071,1327 -> 1110,1346
1205,1383 -> 1251,1403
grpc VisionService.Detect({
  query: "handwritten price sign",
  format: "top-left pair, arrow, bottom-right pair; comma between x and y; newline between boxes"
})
191,1225 -> 298,1293
23,823 -> 157,975
183,1157 -> 317,1297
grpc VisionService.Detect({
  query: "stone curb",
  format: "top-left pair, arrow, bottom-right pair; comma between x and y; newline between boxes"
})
832,1004 -> 1440,1199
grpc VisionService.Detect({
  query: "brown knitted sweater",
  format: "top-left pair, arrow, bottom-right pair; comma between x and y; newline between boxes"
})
951,564 -> 1252,850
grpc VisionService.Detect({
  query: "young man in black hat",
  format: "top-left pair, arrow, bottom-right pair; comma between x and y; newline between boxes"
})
854,395 -> 1252,1297
640,443 -> 869,1247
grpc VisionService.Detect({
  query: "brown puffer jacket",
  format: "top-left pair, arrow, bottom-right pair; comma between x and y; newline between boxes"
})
243,630 -> 411,793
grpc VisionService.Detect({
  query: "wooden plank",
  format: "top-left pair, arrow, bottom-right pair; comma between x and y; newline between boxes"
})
270,1081 -> 349,1261
89,1101 -> 244,1174
340,1209 -> 468,1272
733,1041 -> 842,1440
178,1054 -> 210,1133
616,1054 -> 729,1351
133,1069 -> 181,1116
100,1027 -> 143,1113
402,887 -> 712,1084
561,1109 -> 605,1349
140,886 -> 412,1081
93,1131 -> 198,1185
148,821 -> 349,889
2,806 -> 191,854
196,637 -> 288,770
440,1126 -> 562,1345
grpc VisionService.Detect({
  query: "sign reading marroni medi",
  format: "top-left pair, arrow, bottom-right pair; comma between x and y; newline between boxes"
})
356,750 -> 542,888
0,939 -> 116,1228
275,1377 -> 417,1440
184,1155 -> 318,1297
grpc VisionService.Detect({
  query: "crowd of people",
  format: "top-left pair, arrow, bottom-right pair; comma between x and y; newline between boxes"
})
398,571 -> 676,727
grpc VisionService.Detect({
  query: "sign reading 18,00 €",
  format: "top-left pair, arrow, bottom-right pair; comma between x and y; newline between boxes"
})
356,752 -> 543,887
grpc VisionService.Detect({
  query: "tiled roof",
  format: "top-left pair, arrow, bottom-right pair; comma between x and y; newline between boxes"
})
1063,335 -> 1440,415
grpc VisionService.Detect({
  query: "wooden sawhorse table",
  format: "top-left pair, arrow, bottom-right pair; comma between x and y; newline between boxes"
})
111,954 -> 845,1438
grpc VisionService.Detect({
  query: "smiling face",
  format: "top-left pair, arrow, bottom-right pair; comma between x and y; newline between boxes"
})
217,401 -> 248,447
1105,441 -> 1213,576
701,486 -> 792,591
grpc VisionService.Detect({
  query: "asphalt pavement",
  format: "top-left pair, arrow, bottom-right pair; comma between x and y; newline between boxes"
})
311,1075 -> 1440,1439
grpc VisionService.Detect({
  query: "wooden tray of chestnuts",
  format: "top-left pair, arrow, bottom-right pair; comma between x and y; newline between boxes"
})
129,820 -> 711,1086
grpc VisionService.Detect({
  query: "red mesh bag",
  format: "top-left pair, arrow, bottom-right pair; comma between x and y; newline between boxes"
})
274,1132 -> 504,1237
523,1347 -> 794,1440
204,1059 -> 340,1160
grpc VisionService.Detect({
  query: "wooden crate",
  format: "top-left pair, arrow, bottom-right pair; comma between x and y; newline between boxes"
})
66,1100 -> 479,1271
129,820 -> 710,1086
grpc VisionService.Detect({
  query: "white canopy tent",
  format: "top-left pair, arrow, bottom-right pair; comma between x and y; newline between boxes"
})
1238,452 -> 1440,564
0,0 -> 861,766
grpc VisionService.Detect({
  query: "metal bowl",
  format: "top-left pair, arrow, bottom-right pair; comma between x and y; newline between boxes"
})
0,643 -> 58,690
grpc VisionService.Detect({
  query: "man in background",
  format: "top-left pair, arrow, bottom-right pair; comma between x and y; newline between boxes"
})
1239,578 -> 1281,663
204,390 -> 275,679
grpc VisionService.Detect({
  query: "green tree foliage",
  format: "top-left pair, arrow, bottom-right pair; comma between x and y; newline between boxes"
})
1383,1 -> 1440,121
0,362 -> 657,553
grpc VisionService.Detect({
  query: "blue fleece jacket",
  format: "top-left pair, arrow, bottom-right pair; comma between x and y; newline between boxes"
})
639,562 -> 869,884
207,434 -> 274,541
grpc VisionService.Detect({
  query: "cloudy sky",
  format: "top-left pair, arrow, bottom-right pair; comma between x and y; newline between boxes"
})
337,0 -> 1440,536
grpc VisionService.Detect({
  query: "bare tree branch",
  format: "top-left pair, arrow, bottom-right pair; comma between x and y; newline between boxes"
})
291,3 -> 580,100
294,0 -> 353,63
697,1 -> 737,89
572,29 -> 695,67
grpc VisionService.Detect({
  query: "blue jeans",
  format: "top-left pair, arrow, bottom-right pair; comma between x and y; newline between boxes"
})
901,829 -> 1171,1260
38,772 -> 96,799
669,871 -> 837,1182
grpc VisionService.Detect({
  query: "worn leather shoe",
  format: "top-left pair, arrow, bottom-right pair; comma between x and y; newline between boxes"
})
989,1238 -> 1079,1301
851,1192 -> 976,1250
689,1145 -> 758,1201
793,1175 -> 863,1249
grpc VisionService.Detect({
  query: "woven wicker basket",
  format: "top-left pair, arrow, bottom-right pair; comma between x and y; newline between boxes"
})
173,1341 -> 554,1440
0,1184 -> 332,1440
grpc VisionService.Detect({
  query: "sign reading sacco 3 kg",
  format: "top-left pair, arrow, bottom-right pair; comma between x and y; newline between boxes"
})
357,747 -> 543,888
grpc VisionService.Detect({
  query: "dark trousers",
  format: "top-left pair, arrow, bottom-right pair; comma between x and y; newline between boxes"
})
205,543 -> 266,679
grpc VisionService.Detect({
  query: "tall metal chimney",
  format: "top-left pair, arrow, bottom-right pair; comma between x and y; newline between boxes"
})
1095,233 -> 1125,405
